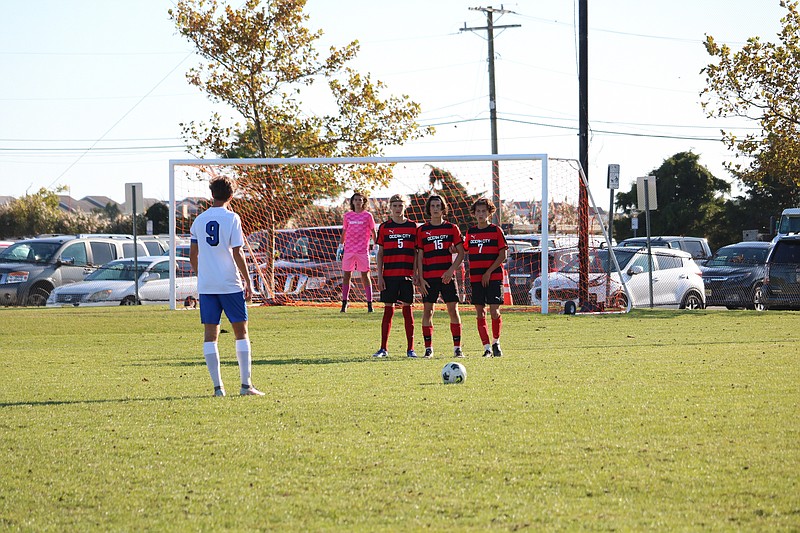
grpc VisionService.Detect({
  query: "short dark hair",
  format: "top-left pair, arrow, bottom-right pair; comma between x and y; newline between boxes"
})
470,197 -> 497,216
425,195 -> 448,217
388,194 -> 406,205
209,176 -> 236,202
349,191 -> 367,211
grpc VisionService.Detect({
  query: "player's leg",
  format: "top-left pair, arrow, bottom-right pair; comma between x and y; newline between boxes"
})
221,292 -> 264,396
442,280 -> 463,357
490,303 -> 503,357
360,269 -> 373,313
399,279 -> 416,357
422,300 -> 435,358
446,301 -> 463,357
472,282 -> 492,357
199,294 -> 225,396
373,277 -> 397,357
341,269 -> 353,312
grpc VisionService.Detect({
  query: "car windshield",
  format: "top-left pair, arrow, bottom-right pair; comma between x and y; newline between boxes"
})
560,249 -> 636,274
86,260 -> 153,281
778,215 -> 800,234
0,241 -> 61,263
277,231 -> 338,261
706,246 -> 768,267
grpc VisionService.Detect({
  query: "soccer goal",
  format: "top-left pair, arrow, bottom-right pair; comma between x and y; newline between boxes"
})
167,154 -> 630,314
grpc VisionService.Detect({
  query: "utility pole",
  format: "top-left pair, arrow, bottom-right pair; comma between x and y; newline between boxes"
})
577,0 -> 590,310
461,6 -> 520,225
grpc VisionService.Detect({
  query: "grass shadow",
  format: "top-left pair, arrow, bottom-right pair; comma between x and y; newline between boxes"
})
0,394 -> 204,409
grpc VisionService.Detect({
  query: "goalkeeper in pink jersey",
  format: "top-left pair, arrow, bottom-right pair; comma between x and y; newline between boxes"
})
339,191 -> 377,313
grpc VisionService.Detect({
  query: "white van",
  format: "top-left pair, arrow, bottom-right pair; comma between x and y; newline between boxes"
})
776,208 -> 800,238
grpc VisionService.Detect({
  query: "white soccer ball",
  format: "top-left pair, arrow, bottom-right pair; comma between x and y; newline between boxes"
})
442,362 -> 467,384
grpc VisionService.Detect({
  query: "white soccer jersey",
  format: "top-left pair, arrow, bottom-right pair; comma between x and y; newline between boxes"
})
190,206 -> 246,294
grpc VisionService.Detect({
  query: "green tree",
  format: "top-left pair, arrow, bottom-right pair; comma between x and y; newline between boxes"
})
145,202 -> 170,235
614,152 -> 730,248
701,1 -> 800,208
407,167 -> 482,231
103,202 -> 121,221
169,0 -> 432,295
0,188 -> 65,238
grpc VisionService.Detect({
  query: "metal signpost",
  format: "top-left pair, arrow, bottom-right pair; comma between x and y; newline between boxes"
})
637,175 -> 657,308
607,164 -> 620,306
125,183 -> 144,305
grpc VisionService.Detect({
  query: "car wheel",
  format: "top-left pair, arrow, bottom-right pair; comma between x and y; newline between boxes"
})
120,296 -> 138,306
680,290 -> 704,310
26,285 -> 51,306
749,284 -> 765,311
563,300 -> 577,315
611,292 -> 629,310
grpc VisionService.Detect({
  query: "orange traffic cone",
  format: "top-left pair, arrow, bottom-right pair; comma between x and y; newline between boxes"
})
502,269 -> 514,305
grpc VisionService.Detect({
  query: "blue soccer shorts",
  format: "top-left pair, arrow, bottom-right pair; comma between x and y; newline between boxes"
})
199,292 -> 248,324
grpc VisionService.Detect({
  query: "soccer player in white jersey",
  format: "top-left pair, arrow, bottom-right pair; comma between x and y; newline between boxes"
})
190,176 -> 264,397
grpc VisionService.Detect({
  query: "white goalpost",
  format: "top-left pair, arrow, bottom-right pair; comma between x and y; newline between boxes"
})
167,154 -> 628,314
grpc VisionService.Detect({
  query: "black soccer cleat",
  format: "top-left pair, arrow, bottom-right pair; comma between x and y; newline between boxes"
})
492,342 -> 503,357
340,300 -> 348,313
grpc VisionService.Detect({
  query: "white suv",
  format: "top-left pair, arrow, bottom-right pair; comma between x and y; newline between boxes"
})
530,246 -> 706,312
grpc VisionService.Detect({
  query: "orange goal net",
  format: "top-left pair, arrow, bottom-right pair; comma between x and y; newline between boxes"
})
168,155 -> 627,313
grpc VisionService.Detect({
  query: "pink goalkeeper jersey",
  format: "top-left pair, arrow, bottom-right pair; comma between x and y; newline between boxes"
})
342,210 -> 376,254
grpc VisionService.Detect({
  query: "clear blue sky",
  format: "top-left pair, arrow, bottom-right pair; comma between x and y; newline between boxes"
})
0,0 -> 786,204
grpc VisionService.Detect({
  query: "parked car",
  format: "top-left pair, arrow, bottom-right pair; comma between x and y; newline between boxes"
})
46,256 -> 197,307
506,239 -> 535,255
762,235 -> 800,310
506,247 -> 579,305
506,234 -> 557,249
137,235 -> 170,256
0,235 -> 148,306
701,241 -> 771,310
530,247 -> 705,312
618,236 -> 713,264
0,241 -> 14,251
248,226 -> 377,301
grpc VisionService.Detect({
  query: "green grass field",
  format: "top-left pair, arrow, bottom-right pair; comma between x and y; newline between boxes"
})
1,305 -> 798,531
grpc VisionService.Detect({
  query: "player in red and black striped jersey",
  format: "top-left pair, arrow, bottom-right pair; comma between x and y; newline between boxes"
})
415,195 -> 465,358
465,198 -> 508,357
372,194 -> 419,359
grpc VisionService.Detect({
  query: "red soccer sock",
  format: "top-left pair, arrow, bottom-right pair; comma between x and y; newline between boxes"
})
450,322 -> 462,347
381,306 -> 395,350
491,316 -> 502,342
476,316 -> 490,346
422,325 -> 433,348
402,305 -> 414,350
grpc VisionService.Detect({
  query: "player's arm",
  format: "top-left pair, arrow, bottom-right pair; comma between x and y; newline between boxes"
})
232,245 -> 253,302
482,247 -> 507,287
416,248 -> 429,296
375,244 -> 386,291
443,242 -> 465,284
189,242 -> 199,275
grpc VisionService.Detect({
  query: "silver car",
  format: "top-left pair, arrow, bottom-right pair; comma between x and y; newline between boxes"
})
530,247 -> 706,312
46,256 -> 198,307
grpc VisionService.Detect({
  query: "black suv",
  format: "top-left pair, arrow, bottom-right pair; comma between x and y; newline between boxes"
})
701,241 -> 771,310
0,235 -> 148,306
618,236 -> 713,264
763,235 -> 800,310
